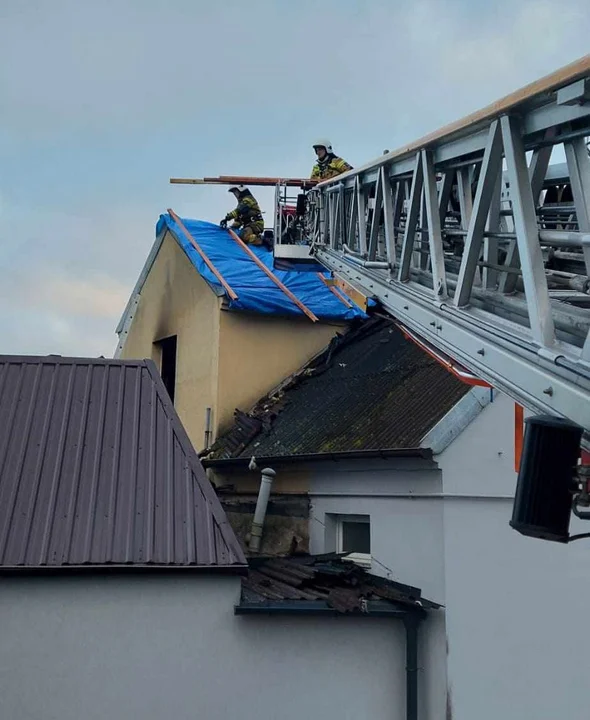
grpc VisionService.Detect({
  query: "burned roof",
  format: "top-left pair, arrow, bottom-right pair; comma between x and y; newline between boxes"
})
0,355 -> 246,571
207,317 -> 471,460
237,554 -> 441,615
116,215 -> 367,340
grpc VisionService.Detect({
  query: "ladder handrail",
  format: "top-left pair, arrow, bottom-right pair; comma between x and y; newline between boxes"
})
298,56 -> 590,434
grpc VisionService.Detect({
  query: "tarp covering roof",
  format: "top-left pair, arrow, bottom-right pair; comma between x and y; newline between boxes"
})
157,213 -> 368,321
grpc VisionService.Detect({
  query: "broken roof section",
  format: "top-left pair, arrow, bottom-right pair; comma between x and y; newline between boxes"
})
206,318 -> 472,460
0,355 -> 246,571
237,554 -> 441,615
159,213 -> 367,320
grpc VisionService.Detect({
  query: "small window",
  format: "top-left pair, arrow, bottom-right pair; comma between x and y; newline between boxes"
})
154,335 -> 177,403
336,515 -> 371,568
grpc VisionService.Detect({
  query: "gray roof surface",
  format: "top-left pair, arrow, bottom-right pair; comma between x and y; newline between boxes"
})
208,318 -> 471,460
0,355 -> 246,570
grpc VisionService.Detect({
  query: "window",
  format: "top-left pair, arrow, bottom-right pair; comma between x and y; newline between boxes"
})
154,335 -> 177,403
336,514 -> 371,568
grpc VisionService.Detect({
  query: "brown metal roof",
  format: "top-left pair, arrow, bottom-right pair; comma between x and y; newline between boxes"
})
0,355 -> 246,571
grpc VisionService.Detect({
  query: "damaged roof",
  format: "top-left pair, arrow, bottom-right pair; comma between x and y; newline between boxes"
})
0,355 -> 246,571
116,214 -> 367,338
237,554 -> 441,615
206,317 -> 471,460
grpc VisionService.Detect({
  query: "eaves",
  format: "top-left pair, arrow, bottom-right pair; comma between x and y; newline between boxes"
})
203,447 -> 433,470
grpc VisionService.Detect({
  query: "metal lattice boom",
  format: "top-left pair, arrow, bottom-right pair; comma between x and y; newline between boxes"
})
302,56 -> 590,433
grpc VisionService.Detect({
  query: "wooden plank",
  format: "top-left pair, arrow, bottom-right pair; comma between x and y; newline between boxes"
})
170,176 -> 318,188
167,209 -> 238,301
332,276 -> 369,312
217,175 -> 317,187
317,273 -> 353,308
227,228 -> 319,322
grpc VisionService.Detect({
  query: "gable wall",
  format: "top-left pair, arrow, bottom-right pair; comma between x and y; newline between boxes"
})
216,311 -> 344,435
119,232 -> 345,452
119,231 -> 221,451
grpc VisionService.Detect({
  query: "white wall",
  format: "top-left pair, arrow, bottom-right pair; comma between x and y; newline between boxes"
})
308,456 -> 448,720
307,393 -> 590,720
309,456 -> 444,600
0,574 -> 409,720
438,391 -> 590,720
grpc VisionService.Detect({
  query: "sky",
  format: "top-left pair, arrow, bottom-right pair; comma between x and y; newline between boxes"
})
1,0 -> 589,357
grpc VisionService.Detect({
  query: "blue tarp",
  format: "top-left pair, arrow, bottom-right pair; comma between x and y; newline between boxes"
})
157,214 -> 369,321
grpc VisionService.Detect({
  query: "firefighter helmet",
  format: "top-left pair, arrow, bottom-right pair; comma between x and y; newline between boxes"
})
312,139 -> 333,153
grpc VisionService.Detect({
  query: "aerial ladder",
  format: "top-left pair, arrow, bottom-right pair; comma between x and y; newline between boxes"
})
172,55 -> 590,542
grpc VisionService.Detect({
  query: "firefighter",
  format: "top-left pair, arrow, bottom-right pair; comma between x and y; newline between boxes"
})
220,185 -> 264,245
310,139 -> 352,181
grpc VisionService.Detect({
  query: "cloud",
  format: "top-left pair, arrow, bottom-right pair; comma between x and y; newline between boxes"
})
1,0 -> 589,357
24,274 -> 129,319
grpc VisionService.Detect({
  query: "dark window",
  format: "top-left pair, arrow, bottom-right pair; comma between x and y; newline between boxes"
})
341,520 -> 371,554
155,335 -> 177,403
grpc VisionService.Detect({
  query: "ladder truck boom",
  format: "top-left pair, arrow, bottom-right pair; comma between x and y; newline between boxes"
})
170,55 -> 590,541
286,55 -> 590,436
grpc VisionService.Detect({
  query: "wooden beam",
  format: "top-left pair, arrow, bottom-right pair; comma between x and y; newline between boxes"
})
332,276 -> 369,312
167,209 -> 239,302
226,228 -> 319,322
317,273 -> 353,308
170,176 -> 318,188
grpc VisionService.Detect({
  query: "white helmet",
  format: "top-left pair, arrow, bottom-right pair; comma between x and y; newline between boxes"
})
313,138 -> 333,153
228,184 -> 246,193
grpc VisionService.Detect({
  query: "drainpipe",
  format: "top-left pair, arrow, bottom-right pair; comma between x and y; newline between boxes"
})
403,614 -> 421,720
203,407 -> 212,450
249,468 -> 276,553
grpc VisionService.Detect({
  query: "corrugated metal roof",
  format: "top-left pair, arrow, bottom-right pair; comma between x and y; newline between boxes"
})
0,356 -> 246,570
207,318 -> 471,459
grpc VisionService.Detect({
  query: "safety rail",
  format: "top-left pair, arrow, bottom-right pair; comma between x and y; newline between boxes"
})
303,55 -> 590,433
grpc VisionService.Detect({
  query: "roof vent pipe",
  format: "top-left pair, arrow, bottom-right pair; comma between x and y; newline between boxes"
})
249,468 -> 276,553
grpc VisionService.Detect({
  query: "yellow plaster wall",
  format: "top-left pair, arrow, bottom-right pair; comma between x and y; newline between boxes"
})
120,231 -> 221,449
119,230 -> 347,451
216,311 -> 344,434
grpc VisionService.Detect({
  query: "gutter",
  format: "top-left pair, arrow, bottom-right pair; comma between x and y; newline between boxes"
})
235,599 -> 414,617
235,599 -> 425,720
203,447 -> 433,469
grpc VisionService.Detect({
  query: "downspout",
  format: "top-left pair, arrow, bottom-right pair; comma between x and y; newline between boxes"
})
249,468 -> 276,553
403,614 -> 422,720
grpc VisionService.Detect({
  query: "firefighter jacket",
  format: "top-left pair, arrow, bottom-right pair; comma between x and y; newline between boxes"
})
310,154 -> 353,181
225,192 -> 263,228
